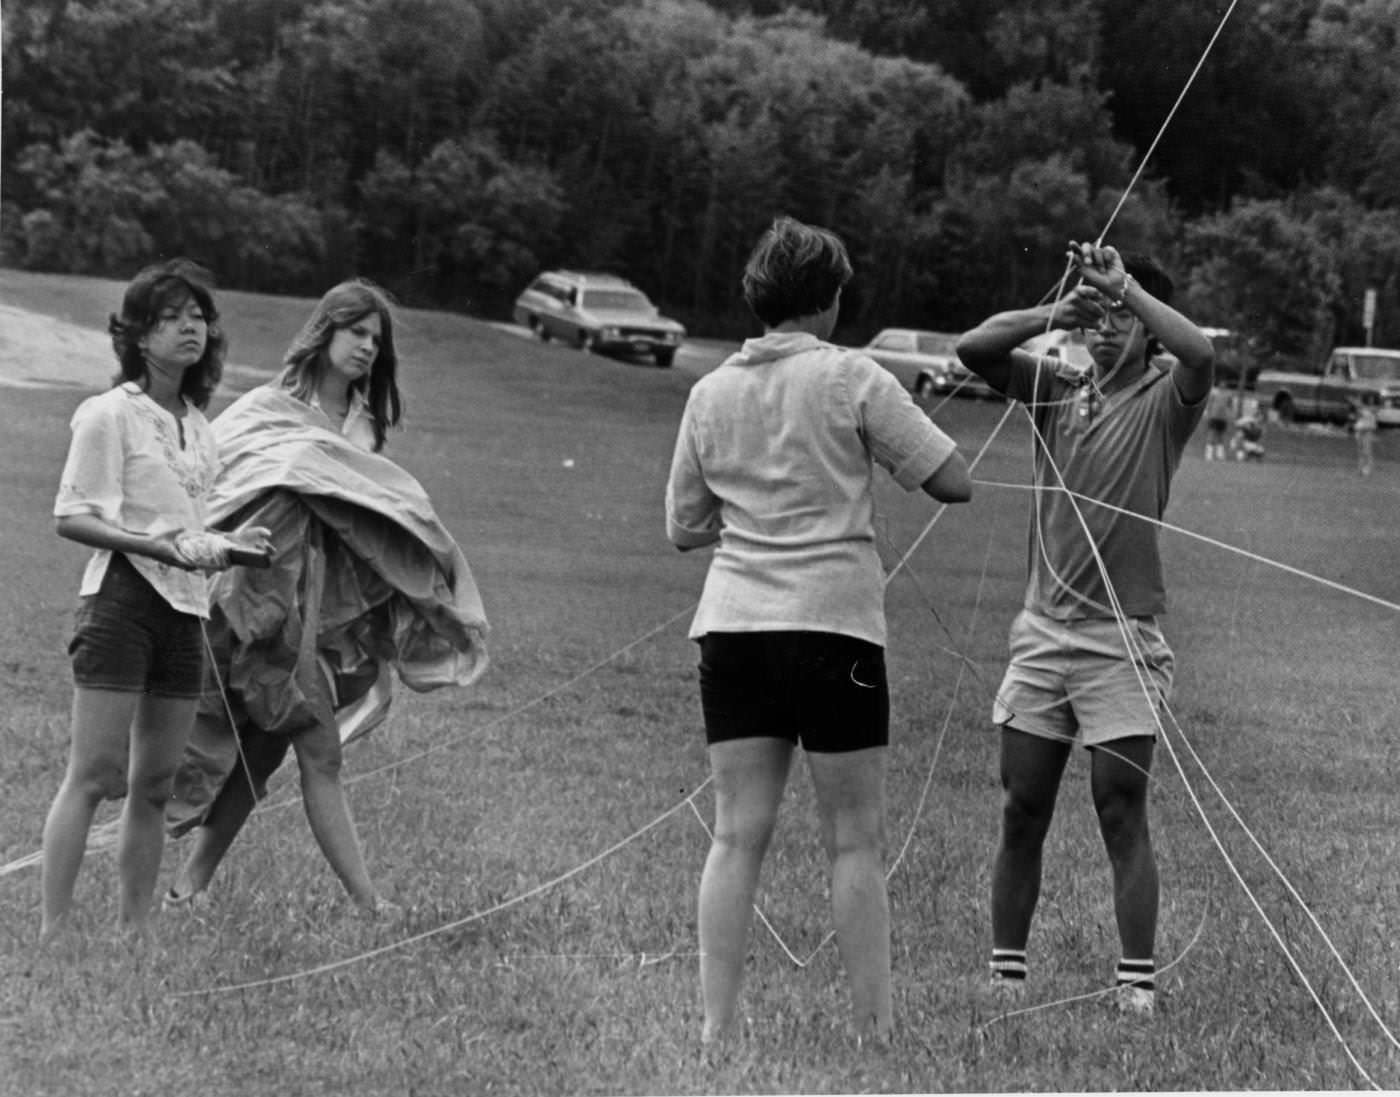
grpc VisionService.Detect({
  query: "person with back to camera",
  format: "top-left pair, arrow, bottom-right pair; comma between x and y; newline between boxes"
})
665,216 -> 973,1046
163,280 -> 488,915
956,242 -> 1214,1016
41,259 -> 272,940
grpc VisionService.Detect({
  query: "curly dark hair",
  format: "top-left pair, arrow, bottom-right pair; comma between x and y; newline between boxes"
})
108,259 -> 226,410
741,216 -> 853,328
275,279 -> 403,452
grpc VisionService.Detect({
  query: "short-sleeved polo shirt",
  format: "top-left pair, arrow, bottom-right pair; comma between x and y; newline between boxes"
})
1003,359 -> 1205,620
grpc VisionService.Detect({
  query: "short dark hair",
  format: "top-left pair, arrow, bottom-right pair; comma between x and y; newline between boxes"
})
109,259 -> 226,409
1121,252 -> 1174,306
741,216 -> 853,328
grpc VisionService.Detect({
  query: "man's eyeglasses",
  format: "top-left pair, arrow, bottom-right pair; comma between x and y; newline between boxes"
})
1093,306 -> 1137,333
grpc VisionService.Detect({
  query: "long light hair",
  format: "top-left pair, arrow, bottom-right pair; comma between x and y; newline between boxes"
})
277,280 -> 403,451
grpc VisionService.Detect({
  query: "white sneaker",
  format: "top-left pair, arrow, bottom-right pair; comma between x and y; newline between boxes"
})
1115,985 -> 1155,1016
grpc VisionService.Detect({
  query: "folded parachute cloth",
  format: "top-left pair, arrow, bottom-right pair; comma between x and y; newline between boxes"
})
166,385 -> 489,835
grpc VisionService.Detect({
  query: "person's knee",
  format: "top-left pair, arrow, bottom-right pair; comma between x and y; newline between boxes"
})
712,815 -> 777,860
1094,787 -> 1149,855
1000,785 -> 1055,850
293,731 -> 344,780
66,757 -> 129,802
820,808 -> 884,862
128,765 -> 178,810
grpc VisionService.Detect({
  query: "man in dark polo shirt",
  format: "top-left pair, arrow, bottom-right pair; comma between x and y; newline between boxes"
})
956,242 -> 1214,1016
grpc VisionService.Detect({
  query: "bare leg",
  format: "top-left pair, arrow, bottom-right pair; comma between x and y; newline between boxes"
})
990,727 -> 1072,953
41,688 -> 140,939
698,737 -> 793,1044
292,720 -> 377,908
1090,737 -> 1157,960
171,734 -> 290,899
117,694 -> 197,928
807,745 -> 891,1042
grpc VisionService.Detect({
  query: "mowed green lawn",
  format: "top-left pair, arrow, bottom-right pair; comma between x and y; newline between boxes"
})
1,269 -> 1398,1094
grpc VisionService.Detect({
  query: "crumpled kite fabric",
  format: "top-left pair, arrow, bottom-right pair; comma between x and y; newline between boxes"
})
167,386 -> 489,835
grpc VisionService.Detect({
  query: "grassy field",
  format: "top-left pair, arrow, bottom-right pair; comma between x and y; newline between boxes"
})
1,269 -> 1398,1094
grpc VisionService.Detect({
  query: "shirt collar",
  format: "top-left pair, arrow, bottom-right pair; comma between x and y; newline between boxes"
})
734,330 -> 826,365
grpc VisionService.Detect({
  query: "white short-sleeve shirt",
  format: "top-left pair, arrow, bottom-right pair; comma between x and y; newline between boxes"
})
54,383 -> 219,616
665,331 -> 958,647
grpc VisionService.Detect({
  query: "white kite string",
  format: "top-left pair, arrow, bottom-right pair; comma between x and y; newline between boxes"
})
977,478 -> 1400,613
170,778 -> 712,998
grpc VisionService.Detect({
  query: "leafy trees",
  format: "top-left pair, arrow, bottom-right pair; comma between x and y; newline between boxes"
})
1185,199 -> 1338,362
4,0 -> 1400,347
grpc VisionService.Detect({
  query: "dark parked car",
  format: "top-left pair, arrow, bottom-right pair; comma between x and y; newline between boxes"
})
513,270 -> 686,367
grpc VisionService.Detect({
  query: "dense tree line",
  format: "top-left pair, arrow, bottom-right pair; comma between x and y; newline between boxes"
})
5,0 -> 1400,360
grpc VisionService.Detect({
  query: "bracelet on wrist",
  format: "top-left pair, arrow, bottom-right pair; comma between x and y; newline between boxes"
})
1108,274 -> 1136,309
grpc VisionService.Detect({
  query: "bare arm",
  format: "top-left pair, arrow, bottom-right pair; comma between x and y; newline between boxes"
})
1070,241 -> 1214,403
956,287 -> 1105,393
55,513 -> 191,569
54,514 -> 274,570
920,450 -> 972,503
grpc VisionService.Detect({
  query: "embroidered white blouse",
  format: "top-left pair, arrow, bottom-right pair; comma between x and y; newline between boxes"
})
54,382 -> 219,616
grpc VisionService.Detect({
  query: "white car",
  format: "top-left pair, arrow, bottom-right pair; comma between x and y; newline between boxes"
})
861,328 -> 1000,399
1022,329 -> 1093,372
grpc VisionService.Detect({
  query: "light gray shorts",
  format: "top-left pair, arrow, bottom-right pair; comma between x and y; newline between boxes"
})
991,609 -> 1174,747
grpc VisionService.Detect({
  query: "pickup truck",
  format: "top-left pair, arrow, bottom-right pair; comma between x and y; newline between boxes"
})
1253,346 -> 1400,426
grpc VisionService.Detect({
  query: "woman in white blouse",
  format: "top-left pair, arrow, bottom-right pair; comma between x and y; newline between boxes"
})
665,218 -> 972,1045
42,260 -> 271,939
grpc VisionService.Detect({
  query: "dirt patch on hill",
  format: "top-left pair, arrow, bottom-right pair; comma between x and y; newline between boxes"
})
0,302 -> 268,392
0,302 -> 115,391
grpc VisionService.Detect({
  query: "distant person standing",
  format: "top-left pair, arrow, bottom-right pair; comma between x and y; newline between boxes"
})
1203,384 -> 1235,460
1350,399 -> 1378,477
41,260 -> 271,940
666,216 -> 972,1046
957,241 -> 1214,1016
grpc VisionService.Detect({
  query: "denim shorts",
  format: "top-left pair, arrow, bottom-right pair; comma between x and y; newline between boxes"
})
698,631 -> 889,754
68,553 -> 206,699
991,609 -> 1174,747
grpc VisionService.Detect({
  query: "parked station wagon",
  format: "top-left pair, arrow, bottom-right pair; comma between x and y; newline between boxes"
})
513,271 -> 686,367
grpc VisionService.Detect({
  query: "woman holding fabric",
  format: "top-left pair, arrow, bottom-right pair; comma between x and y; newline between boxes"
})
165,280 -> 488,913
42,260 -> 272,939
665,217 -> 973,1045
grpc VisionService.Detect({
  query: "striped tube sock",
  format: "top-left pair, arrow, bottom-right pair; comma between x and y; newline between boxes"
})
990,948 -> 1027,984
1116,957 -> 1155,992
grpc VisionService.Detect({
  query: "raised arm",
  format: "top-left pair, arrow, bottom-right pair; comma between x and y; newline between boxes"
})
1070,241 -> 1214,403
956,287 -> 1105,394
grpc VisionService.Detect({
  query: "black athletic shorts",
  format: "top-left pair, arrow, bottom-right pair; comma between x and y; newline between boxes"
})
697,630 -> 889,754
